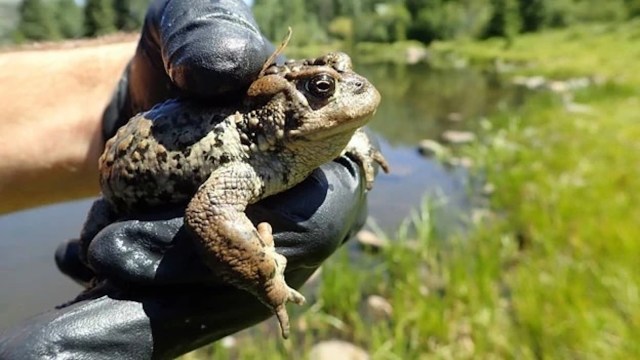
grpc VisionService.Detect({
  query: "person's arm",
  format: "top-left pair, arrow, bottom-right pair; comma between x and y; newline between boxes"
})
0,38 -> 136,214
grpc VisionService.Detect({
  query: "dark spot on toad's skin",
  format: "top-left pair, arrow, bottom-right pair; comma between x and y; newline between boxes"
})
157,151 -> 168,163
219,154 -> 231,165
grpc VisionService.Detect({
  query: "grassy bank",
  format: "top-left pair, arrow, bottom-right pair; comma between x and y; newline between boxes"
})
448,21 -> 640,357
185,22 -> 639,359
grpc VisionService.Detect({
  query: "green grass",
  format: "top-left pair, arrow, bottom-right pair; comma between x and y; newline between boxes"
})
184,22 -> 640,359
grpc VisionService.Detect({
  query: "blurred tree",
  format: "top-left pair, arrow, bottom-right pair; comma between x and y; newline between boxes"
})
572,0 -> 627,23
408,0 -> 463,43
328,16 -> 353,41
625,0 -> 640,17
14,0 -> 60,42
484,0 -> 521,40
307,0 -> 337,27
545,0 -> 574,27
376,3 -> 411,42
56,0 -> 84,39
253,0 -> 327,46
113,0 -> 149,32
518,0 -> 546,32
85,0 -> 117,36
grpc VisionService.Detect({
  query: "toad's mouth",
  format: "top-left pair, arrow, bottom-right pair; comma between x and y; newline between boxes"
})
287,110 -> 377,141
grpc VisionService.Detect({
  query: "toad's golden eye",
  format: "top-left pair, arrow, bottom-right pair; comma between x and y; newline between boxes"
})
306,74 -> 335,98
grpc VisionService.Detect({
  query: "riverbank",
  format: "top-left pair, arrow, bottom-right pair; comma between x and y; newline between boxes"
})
187,21 -> 640,358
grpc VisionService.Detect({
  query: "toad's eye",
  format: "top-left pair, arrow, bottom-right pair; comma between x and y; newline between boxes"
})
306,74 -> 335,98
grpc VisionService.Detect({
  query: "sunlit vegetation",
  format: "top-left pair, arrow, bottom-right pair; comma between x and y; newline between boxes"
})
183,20 -> 640,359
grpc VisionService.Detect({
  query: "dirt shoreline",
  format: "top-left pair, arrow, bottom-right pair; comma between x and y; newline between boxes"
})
0,32 -> 139,53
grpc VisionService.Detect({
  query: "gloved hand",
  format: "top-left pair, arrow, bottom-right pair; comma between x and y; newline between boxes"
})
0,0 -> 375,359
101,0 -> 279,141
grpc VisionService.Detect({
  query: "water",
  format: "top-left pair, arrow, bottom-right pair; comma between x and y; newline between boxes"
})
0,63 -> 521,330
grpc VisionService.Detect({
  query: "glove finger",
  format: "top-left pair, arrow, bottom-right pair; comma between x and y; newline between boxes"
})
55,238 -> 95,287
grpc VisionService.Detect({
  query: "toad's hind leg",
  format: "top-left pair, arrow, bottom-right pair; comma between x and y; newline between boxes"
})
256,222 -> 305,338
184,163 -> 305,339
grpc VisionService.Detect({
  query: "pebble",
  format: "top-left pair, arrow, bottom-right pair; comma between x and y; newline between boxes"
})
309,340 -> 369,360
441,130 -> 476,145
220,336 -> 237,349
405,46 -> 429,64
417,139 -> 446,157
482,183 -> 496,195
446,156 -> 474,168
446,112 -> 463,122
366,295 -> 393,320
356,229 -> 388,250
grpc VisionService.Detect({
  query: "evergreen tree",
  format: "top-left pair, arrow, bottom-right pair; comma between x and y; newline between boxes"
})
113,0 -> 148,31
85,0 -> 117,37
519,0 -> 547,32
484,0 -> 521,40
253,0 -> 326,45
56,0 -> 83,39
625,0 -> 640,17
14,0 -> 60,42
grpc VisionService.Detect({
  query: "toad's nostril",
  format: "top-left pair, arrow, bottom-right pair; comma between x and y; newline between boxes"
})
355,81 -> 363,88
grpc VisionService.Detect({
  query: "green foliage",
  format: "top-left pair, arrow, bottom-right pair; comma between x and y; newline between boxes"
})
327,16 -> 353,41
518,0 -> 547,32
407,0 -> 492,43
253,0 -> 328,46
14,0 -> 60,42
484,0 -> 521,40
374,3 -> 412,42
9,0 -> 640,46
84,0 -> 117,37
572,0 -> 628,23
626,0 -> 640,17
113,0 -> 150,32
55,0 -> 84,39
185,22 -> 640,360
409,1 -> 467,43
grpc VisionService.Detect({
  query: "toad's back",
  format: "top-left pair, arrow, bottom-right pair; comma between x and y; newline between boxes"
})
99,100 -> 246,212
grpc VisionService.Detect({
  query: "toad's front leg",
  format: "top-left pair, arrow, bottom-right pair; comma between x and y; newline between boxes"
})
184,162 -> 305,339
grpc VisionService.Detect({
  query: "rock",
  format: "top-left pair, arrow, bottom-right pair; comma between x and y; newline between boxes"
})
512,75 -> 546,90
561,93 -> 594,114
220,335 -> 237,349
406,46 -> 428,64
356,229 -> 388,250
441,130 -> 476,145
482,183 -> 496,196
445,156 -> 474,168
309,340 -> 369,360
446,112 -> 463,122
417,139 -> 446,157
456,157 -> 474,168
547,80 -> 569,93
366,295 -> 393,320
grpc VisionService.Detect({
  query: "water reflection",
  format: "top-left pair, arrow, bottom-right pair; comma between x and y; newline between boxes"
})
360,62 -> 514,145
360,62 -> 517,231
0,63 -> 521,330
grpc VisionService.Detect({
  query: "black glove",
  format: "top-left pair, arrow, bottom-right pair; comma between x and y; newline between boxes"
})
0,0 -> 375,359
102,0 -> 278,141
0,157 -> 368,360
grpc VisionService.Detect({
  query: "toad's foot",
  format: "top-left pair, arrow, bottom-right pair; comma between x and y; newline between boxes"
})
257,222 -> 306,339
344,130 -> 390,190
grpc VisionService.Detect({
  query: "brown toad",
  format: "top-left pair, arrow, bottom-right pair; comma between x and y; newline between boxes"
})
79,51 -> 388,338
